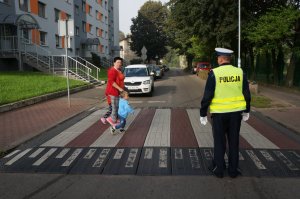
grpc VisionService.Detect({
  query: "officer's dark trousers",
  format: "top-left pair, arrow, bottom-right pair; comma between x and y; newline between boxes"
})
211,112 -> 242,174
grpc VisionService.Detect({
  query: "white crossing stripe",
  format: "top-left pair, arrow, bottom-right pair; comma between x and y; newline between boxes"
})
41,110 -> 105,147
144,109 -> 170,147
273,151 -> 299,171
33,148 -> 57,166
84,149 -> 97,159
246,150 -> 267,170
29,148 -> 45,158
240,122 -> 279,149
56,148 -> 70,159
4,150 -> 21,158
92,148 -> 110,167
239,152 -> 244,161
125,148 -> 138,168
5,148 -> 32,166
113,149 -> 124,159
90,109 -> 141,147
61,148 -> 83,167
144,148 -> 153,159
189,149 -> 201,169
260,150 -> 275,161
187,109 -> 214,147
4,149 -> 21,158
174,148 -> 183,159
159,148 -> 168,168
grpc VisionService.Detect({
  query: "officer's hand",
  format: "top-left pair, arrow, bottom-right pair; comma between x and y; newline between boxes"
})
242,112 -> 250,121
200,116 -> 208,125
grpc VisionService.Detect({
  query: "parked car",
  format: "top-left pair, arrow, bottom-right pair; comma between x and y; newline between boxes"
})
123,64 -> 154,96
146,64 -> 156,79
153,65 -> 163,78
196,62 -> 211,75
192,65 -> 197,74
162,65 -> 169,72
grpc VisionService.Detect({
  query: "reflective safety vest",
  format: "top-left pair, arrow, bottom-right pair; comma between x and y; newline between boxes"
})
210,65 -> 246,113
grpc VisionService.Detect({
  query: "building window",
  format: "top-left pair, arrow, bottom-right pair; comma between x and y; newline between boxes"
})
88,5 -> 92,15
38,2 -> 46,18
55,34 -> 62,48
88,24 -> 92,33
54,8 -> 60,22
75,5 -> 79,15
40,31 -> 47,45
66,14 -> 71,20
96,10 -> 102,21
75,26 -> 79,36
82,1 -> 86,12
82,21 -> 86,32
19,0 -> 29,12
22,29 -> 30,41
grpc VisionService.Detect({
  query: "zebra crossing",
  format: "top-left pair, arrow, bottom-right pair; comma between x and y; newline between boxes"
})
0,108 -> 300,177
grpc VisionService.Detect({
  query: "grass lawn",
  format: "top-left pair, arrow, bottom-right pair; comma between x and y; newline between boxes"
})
0,71 -> 90,105
251,94 -> 272,108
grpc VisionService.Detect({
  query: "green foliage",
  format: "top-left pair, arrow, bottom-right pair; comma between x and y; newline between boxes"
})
162,46 -> 180,68
245,7 -> 300,49
130,1 -> 169,61
187,36 -> 210,61
0,72 -> 88,105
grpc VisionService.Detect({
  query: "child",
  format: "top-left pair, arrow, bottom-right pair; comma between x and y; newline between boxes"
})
110,91 -> 134,134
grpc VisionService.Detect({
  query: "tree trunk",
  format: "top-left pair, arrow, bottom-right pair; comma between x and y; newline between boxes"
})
271,48 -> 278,85
276,46 -> 284,85
285,52 -> 295,87
249,47 -> 255,81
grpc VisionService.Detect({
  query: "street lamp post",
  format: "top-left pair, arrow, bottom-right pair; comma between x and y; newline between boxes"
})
238,0 -> 241,68
155,55 -> 159,65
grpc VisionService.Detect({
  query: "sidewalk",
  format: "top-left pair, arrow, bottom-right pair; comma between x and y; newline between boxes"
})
252,85 -> 300,134
0,83 -> 300,152
0,86 -> 106,151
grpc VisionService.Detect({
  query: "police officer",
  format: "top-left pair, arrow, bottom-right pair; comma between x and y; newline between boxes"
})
200,48 -> 251,178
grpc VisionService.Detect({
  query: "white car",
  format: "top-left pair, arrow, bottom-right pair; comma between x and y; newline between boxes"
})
123,64 -> 154,96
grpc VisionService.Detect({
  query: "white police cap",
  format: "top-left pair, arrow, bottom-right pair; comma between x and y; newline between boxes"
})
215,47 -> 233,56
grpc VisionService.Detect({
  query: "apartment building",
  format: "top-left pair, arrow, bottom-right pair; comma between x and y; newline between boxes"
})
0,0 -> 119,63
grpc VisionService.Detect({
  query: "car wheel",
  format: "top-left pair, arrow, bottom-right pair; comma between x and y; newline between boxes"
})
148,85 -> 154,97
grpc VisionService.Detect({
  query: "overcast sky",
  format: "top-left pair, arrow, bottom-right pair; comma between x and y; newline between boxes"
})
119,0 -> 169,35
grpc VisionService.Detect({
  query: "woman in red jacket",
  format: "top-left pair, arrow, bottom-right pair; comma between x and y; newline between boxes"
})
105,57 -> 124,124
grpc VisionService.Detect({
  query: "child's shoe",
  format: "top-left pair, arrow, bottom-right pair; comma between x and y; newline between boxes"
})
110,126 -> 117,135
100,117 -> 106,124
119,128 -> 126,134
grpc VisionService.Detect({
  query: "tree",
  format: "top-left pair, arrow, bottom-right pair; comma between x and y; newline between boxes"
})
130,1 -> 169,62
245,6 -> 300,85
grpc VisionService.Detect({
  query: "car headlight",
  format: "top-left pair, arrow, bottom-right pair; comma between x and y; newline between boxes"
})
143,80 -> 150,84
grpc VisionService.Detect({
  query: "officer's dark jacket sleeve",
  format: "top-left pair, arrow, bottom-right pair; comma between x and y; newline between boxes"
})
243,72 -> 251,113
200,70 -> 215,117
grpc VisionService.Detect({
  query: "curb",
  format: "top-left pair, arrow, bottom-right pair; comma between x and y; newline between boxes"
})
0,84 -> 95,113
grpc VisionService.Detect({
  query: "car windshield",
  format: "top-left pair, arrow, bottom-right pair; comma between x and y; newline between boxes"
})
124,68 -> 148,77
154,66 -> 160,71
